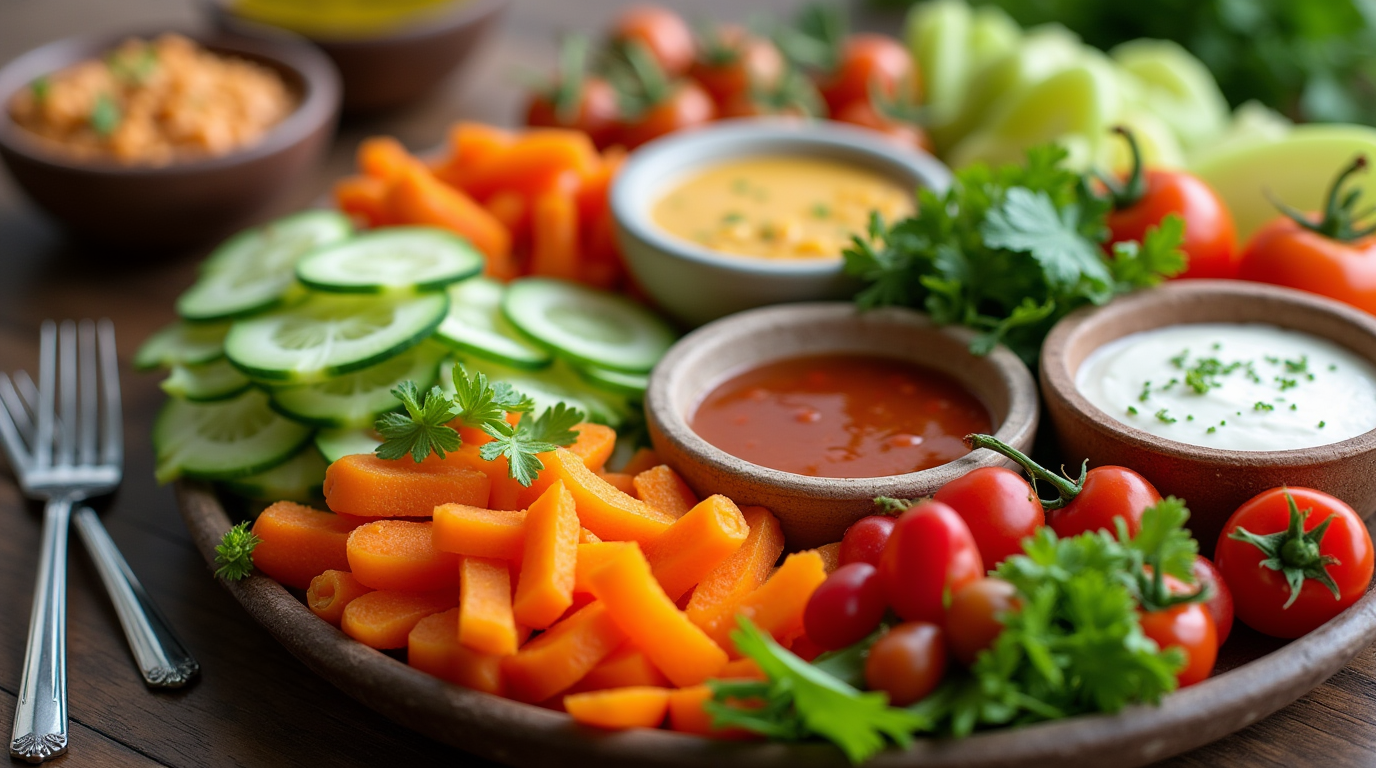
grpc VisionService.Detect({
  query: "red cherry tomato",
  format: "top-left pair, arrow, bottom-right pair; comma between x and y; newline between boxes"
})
617,80 -> 716,149
611,5 -> 695,77
864,622 -> 947,706
878,500 -> 984,624
838,515 -> 895,568
1191,556 -> 1234,647
933,466 -> 1044,566
832,99 -> 934,154
525,77 -> 620,150
817,34 -> 917,116
1049,466 -> 1160,540
1140,602 -> 1217,687
1238,217 -> 1376,316
690,25 -> 785,109
803,562 -> 888,651
946,577 -> 1017,667
1104,128 -> 1237,280
1215,487 -> 1374,639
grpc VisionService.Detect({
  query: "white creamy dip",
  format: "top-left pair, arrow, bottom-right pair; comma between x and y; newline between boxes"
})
1076,323 -> 1376,451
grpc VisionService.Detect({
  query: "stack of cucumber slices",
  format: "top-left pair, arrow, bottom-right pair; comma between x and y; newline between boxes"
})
140,211 -> 677,501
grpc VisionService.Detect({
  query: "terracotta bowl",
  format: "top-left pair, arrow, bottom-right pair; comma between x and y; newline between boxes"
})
208,0 -> 508,113
645,302 -> 1039,549
1041,280 -> 1376,551
0,28 -> 338,249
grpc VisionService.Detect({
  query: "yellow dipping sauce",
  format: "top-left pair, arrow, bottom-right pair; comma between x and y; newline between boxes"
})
230,0 -> 465,37
652,156 -> 915,260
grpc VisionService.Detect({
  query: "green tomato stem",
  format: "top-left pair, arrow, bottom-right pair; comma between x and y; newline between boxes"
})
964,433 -> 1083,512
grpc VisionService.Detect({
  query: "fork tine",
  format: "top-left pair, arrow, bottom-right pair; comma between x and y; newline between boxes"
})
97,319 -> 122,468
57,320 -> 77,467
0,373 -> 31,474
14,370 -> 39,433
78,320 -> 98,467
34,321 -> 56,470
0,373 -> 34,447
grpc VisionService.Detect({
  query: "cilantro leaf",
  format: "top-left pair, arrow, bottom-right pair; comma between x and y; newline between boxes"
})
479,402 -> 586,486
1109,213 -> 1188,288
374,382 -> 459,462
214,521 -> 261,581
90,93 -> 121,136
450,367 -> 512,429
981,187 -> 1113,300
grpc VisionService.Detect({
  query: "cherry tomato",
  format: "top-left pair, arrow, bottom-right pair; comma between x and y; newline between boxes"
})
838,515 -> 895,568
612,5 -> 695,77
817,34 -> 917,116
525,77 -> 620,149
617,80 -> 716,149
803,562 -> 888,651
946,577 -> 1017,667
1191,556 -> 1234,647
832,99 -> 934,154
1140,602 -> 1217,687
789,633 -> 825,662
1049,466 -> 1160,540
878,500 -> 984,624
934,466 -> 1044,566
1215,487 -> 1374,639
690,25 -> 785,109
864,622 -> 947,706
1104,127 -> 1237,280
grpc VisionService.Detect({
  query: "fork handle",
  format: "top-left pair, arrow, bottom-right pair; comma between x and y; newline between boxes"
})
9,497 -> 71,764
72,507 -> 199,688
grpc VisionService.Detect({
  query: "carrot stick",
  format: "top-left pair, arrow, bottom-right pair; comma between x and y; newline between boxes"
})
685,507 -> 785,631
619,447 -> 661,477
643,495 -> 750,601
596,471 -> 635,496
389,165 -> 512,264
512,423 -> 623,508
579,528 -> 602,544
530,190 -> 581,281
434,122 -> 515,195
340,589 -> 459,649
357,135 -> 422,180
464,130 -> 599,200
514,481 -> 579,629
458,556 -> 520,656
484,189 -> 529,234
704,550 -> 828,656
666,685 -> 757,739
251,501 -> 360,590
407,607 -> 504,695
500,601 -> 626,703
632,465 -> 699,519
334,175 -> 393,228
346,519 -> 461,592
814,542 -> 843,573
547,448 -> 675,545
565,687 -> 671,729
718,657 -> 767,681
574,542 -> 635,594
307,569 -> 374,626
323,453 -> 491,518
432,504 -> 526,561
566,643 -> 670,693
586,544 -> 728,687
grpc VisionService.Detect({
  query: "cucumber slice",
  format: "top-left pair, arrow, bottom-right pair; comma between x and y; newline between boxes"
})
159,358 -> 252,402
575,364 -> 648,399
436,277 -> 553,370
221,444 -> 328,502
501,278 -> 676,373
268,342 -> 446,428
135,321 -> 229,371
153,389 -> 313,483
442,357 -> 633,429
225,291 -> 448,383
296,227 -> 484,294
176,210 -> 352,322
315,428 -> 382,463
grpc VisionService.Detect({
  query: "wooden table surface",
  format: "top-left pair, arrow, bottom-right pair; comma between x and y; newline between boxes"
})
1,1 -> 1374,765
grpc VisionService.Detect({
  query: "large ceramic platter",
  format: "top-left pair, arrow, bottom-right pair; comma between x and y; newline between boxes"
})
177,480 -> 1376,768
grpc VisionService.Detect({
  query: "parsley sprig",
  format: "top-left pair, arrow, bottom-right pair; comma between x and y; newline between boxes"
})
214,521 -> 261,582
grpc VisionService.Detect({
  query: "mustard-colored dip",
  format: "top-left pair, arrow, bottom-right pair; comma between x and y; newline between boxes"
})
652,156 -> 915,260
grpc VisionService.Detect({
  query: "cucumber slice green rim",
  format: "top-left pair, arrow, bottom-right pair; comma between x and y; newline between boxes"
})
159,358 -> 252,402
134,321 -> 230,371
175,210 -> 352,322
221,444 -> 329,502
296,227 -> 484,295
315,428 -> 383,463
435,277 -> 553,370
224,291 -> 448,384
267,341 -> 446,428
501,278 -> 677,374
575,363 -> 649,399
153,389 -> 314,483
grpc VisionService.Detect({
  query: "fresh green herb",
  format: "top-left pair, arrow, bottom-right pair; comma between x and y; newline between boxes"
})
1284,355 -> 1310,374
90,93 -> 121,136
812,203 -> 832,219
1169,349 -> 1189,369
1291,404 -> 1299,411
1182,357 -> 1242,394
722,211 -> 745,225
1220,419 -> 1228,426
760,222 -> 778,241
1207,426 -> 1217,434
1330,364 -> 1339,372
732,178 -> 751,195
1319,421 -> 1327,428
213,521 -> 261,581
1276,377 -> 1298,391
29,76 -> 49,102
1154,408 -> 1177,424
843,145 -> 1185,365
1138,380 -> 1152,402
1211,342 -> 1221,351
375,381 -> 460,462
1255,401 -> 1275,412
107,45 -> 158,84
1126,406 -> 1138,416
1186,414 -> 1194,421
479,402 -> 585,486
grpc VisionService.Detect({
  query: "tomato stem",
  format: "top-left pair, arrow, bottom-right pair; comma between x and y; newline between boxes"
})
1269,155 -> 1376,242
963,434 -> 1084,512
1098,126 -> 1147,210
1227,490 -> 1342,609
550,35 -> 591,125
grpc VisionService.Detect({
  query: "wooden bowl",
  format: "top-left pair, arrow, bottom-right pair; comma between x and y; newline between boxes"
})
1041,280 -> 1376,551
0,28 -> 339,249
643,302 -> 1039,549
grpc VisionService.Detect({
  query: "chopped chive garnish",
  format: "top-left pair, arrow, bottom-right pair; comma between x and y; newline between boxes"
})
1155,409 -> 1177,424
1254,402 -> 1275,412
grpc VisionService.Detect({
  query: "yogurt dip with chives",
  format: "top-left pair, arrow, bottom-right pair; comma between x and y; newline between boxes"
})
1076,323 -> 1376,451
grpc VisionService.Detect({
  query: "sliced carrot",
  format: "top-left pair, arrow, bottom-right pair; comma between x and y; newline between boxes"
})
334,175 -> 393,228
814,542 -> 843,573
389,165 -> 512,264
574,541 -> 635,594
565,687 -> 670,730
619,447 -> 662,477
666,685 -> 757,739
548,448 -> 674,545
432,504 -> 526,561
307,569 -> 374,626
643,495 -> 749,601
597,471 -> 635,496
705,550 -> 828,656
501,601 -> 626,703
484,189 -> 529,234
464,129 -> 598,199
340,589 -> 459,649
575,146 -> 625,224
587,544 -> 728,687
530,189 -> 581,281
323,453 -> 491,518
358,135 -> 422,180
435,122 -> 515,194
568,423 -> 617,473
686,506 -> 785,630
514,481 -> 579,629
579,528 -> 602,544
566,643 -> 670,694
458,556 -> 520,656
443,442 -> 524,511
407,608 -> 504,695
346,520 -> 461,592
632,465 -> 699,519
251,501 -> 360,590
718,657 -> 767,681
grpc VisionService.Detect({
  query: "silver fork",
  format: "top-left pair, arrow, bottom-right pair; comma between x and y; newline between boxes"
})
0,320 -> 195,764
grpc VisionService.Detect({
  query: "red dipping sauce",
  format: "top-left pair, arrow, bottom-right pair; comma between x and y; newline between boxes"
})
690,354 -> 991,478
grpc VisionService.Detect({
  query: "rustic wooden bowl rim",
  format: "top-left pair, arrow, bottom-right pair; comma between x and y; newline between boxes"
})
1041,280 -> 1376,468
204,0 -> 511,47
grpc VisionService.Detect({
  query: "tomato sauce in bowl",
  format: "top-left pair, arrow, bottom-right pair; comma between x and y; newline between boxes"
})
689,353 -> 991,478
